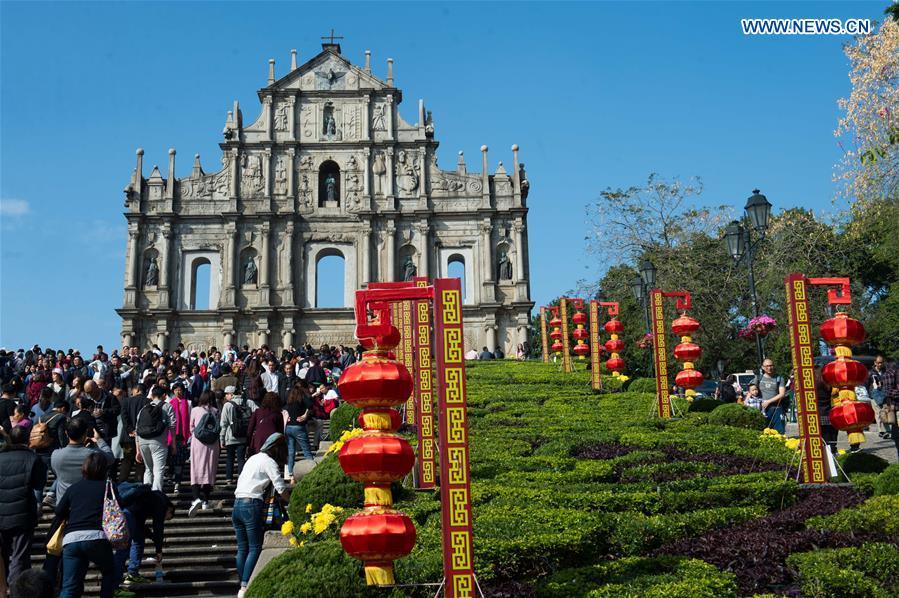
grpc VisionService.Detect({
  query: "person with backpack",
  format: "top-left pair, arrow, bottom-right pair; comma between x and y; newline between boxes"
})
30,400 -> 68,473
219,386 -> 256,485
188,391 -> 220,517
247,392 -> 284,457
118,384 -> 147,484
136,386 -> 175,492
166,383 -> 191,494
0,426 -> 48,587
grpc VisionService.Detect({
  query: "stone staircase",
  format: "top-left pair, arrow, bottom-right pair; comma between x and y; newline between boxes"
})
31,421 -> 329,597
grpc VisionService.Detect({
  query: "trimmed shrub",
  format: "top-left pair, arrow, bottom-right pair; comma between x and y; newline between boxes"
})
536,556 -> 739,598
707,403 -> 767,430
289,455 -> 362,523
328,403 -> 361,441
786,543 -> 899,598
628,378 -> 657,394
807,495 -> 899,536
838,451 -> 890,475
874,463 -> 899,496
688,398 -> 723,413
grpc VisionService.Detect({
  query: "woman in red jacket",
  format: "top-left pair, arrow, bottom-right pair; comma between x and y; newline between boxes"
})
247,392 -> 284,455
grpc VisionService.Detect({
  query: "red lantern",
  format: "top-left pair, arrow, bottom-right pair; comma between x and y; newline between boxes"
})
604,338 -> 624,353
336,324 -> 416,585
819,312 -> 873,445
604,319 -> 624,334
675,368 -> 704,390
572,312 -> 587,326
602,317 -> 625,375
671,315 -> 700,336
673,342 -> 701,362
572,307 -> 589,359
672,314 -> 703,395
549,315 -> 563,356
606,357 -> 625,372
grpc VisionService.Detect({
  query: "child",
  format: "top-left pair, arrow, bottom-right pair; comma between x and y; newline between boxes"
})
744,383 -> 763,411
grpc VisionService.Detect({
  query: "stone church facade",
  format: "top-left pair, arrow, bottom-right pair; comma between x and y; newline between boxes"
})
117,42 -> 533,353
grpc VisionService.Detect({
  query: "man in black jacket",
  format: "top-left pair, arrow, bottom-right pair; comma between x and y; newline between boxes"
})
0,426 -> 48,584
119,384 -> 147,483
0,383 -> 19,433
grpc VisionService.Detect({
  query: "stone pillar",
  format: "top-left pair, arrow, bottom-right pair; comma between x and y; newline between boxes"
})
283,221 -> 295,305
223,223 -> 238,306
263,95 -> 272,141
126,226 -> 140,288
282,327 -> 294,352
386,222 -> 396,282
417,222 -> 429,278
286,148 -> 296,208
362,94 -> 371,141
287,97 -> 296,140
262,149 -> 272,200
511,144 -> 522,206
223,328 -> 235,348
259,223 -> 271,306
360,223 -> 371,285
485,323 -> 497,352
166,149 -> 176,199
156,330 -> 168,351
123,332 -> 135,348
386,95 -> 395,140
258,322 -> 270,348
159,225 -> 173,308
229,149 -> 239,199
513,222 -> 525,280
480,145 -> 491,209
385,148 -> 395,198
480,220 -> 495,303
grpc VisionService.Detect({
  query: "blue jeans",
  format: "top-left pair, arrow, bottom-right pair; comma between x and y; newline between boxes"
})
225,444 -> 247,481
114,509 -> 145,580
60,539 -> 116,598
232,498 -> 264,585
285,423 -> 313,470
765,405 -> 786,434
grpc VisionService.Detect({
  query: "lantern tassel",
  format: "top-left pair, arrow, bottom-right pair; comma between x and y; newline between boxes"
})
848,432 -> 865,445
364,563 -> 395,586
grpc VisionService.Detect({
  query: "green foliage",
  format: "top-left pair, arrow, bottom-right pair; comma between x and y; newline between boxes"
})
537,556 -> 739,598
627,377 -> 657,394
289,455 -> 362,525
706,403 -> 767,430
687,398 -> 722,413
328,403 -> 361,441
786,543 -> 899,598
874,463 -> 899,496
807,495 -> 899,536
838,451 -> 890,474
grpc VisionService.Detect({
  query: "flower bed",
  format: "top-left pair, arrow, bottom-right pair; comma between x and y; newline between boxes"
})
249,361 -> 892,596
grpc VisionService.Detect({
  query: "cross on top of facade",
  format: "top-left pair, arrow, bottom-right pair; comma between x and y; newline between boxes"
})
321,28 -> 344,45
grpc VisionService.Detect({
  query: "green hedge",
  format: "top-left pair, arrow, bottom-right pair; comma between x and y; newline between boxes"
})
688,398 -> 723,413
289,455 -> 362,523
786,543 -> 899,598
627,377 -> 657,394
838,451 -> 890,475
328,403 -> 361,441
707,403 -> 767,430
806,495 -> 899,537
874,463 -> 899,496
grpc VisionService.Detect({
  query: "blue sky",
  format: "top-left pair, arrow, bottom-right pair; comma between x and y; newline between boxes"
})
0,1 -> 887,350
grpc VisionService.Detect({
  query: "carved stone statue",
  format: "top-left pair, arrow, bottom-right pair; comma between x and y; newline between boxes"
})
323,113 -> 337,137
372,153 -> 386,195
325,173 -> 337,202
497,251 -> 513,281
274,158 -> 288,195
144,256 -> 159,287
395,150 -> 419,193
402,256 -> 417,281
243,256 -> 258,285
372,104 -> 386,131
274,103 -> 289,132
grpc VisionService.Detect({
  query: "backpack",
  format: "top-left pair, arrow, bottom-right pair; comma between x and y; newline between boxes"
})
230,399 -> 251,440
136,403 -> 166,439
29,413 -> 62,450
193,410 -> 221,445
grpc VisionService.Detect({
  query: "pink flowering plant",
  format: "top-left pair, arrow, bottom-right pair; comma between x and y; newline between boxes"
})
738,315 -> 777,339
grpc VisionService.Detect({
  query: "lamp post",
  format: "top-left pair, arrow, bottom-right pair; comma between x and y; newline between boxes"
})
724,189 -> 772,369
630,276 -> 649,332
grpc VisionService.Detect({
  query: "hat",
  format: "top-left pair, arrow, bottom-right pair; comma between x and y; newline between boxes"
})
224,385 -> 237,394
53,368 -> 63,376
260,432 -> 283,453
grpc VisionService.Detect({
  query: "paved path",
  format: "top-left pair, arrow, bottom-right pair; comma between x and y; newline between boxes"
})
785,421 -> 898,464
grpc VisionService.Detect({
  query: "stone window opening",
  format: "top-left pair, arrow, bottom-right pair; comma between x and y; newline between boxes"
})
315,248 -> 345,308
190,258 -> 212,310
318,160 -> 341,207
447,254 -> 466,300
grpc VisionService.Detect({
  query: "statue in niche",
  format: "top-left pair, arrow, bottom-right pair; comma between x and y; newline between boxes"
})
274,103 -> 289,132
322,104 -> 337,139
372,153 -> 386,195
316,68 -> 345,90
325,173 -> 337,202
300,174 -> 313,207
274,158 -> 288,195
243,256 -> 258,286
497,251 -> 513,281
402,256 -> 417,281
144,256 -> 159,287
372,104 -> 386,131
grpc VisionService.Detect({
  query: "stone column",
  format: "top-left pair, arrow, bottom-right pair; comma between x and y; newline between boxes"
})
513,222 -> 525,280
263,95 -> 272,141
123,332 -> 135,348
385,148 -> 395,198
258,327 -> 270,348
282,328 -> 294,352
480,145 -> 491,209
360,223 -> 371,285
126,226 -> 140,288
283,221 -> 295,305
259,223 -> 271,305
485,323 -> 497,352
417,222 -> 429,278
223,223 -> 238,306
166,149 -> 176,199
286,148 -> 296,207
362,94 -> 371,141
386,95 -> 395,140
386,222 -> 396,282
155,330 -> 168,351
224,329 -> 235,348
262,149 -> 272,201
159,225 -> 173,308
511,144 -> 522,207
229,149 -> 239,200
287,96 -> 296,140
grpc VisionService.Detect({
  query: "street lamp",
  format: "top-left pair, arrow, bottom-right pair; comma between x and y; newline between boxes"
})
640,259 -> 657,289
724,189 -> 772,369
630,275 -> 650,333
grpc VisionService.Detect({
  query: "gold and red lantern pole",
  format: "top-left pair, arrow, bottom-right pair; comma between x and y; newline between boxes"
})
648,289 -> 696,418
338,308 -> 417,586
672,314 -> 702,399
548,306 -> 564,363
784,275 -> 873,484
559,297 -> 573,373
540,306 -> 550,363
604,315 -> 626,380
570,299 -> 590,364
588,300 -> 603,391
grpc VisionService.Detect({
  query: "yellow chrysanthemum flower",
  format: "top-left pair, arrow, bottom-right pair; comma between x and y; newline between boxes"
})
785,438 -> 800,451
280,521 -> 294,536
299,522 -> 312,534
289,537 -> 299,547
305,503 -> 313,513
838,449 -> 847,455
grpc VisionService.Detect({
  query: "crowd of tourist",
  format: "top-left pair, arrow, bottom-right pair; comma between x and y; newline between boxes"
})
0,341 -> 356,598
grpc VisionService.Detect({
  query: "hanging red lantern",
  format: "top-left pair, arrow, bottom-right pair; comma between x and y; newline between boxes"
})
602,318 -> 625,375
820,312 -> 873,445
572,309 -> 589,359
672,314 -> 703,394
549,315 -> 564,356
337,324 -> 416,585
604,338 -> 625,353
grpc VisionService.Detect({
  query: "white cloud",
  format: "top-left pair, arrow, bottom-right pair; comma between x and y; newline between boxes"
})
0,198 -> 30,216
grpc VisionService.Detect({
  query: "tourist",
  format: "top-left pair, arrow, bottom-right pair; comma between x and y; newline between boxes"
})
212,363 -> 238,393
117,485 -> 175,587
493,346 -> 505,360
716,374 -> 740,403
751,359 -> 787,434
815,366 -> 838,454
84,379 -> 120,443
188,391 -> 220,517
743,384 -> 763,411
867,355 -> 888,437
516,343 -> 526,361
34,400 -> 69,473
0,383 -> 18,433
220,385 -> 257,484
49,418 -> 114,505
10,404 -> 32,431
8,569 -> 54,598
55,452 -> 119,598
247,392 -> 284,455
136,386 -> 175,492
478,346 -> 494,360
882,358 -> 899,461
308,385 -> 329,451
0,426 -> 48,587
232,433 -> 289,598
283,385 -> 314,478
118,384 -> 147,483
49,369 -> 68,404
31,387 -> 53,423
277,361 -> 296,404
167,383 -> 191,494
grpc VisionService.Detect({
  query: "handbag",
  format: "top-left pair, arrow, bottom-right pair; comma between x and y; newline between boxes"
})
881,404 -> 897,426
47,520 -> 66,556
264,488 -> 288,530
102,479 -> 131,550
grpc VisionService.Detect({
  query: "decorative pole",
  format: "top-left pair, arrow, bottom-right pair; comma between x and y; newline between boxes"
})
648,289 -> 696,418
559,297 -> 573,373
540,306 -> 550,363
589,300 -> 620,391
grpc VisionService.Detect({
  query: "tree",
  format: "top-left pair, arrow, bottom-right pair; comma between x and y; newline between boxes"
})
834,18 -> 899,205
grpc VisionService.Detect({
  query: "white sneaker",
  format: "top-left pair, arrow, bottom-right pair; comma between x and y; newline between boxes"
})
188,499 -> 202,518
237,587 -> 247,598
283,465 -> 290,478
201,501 -> 209,511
